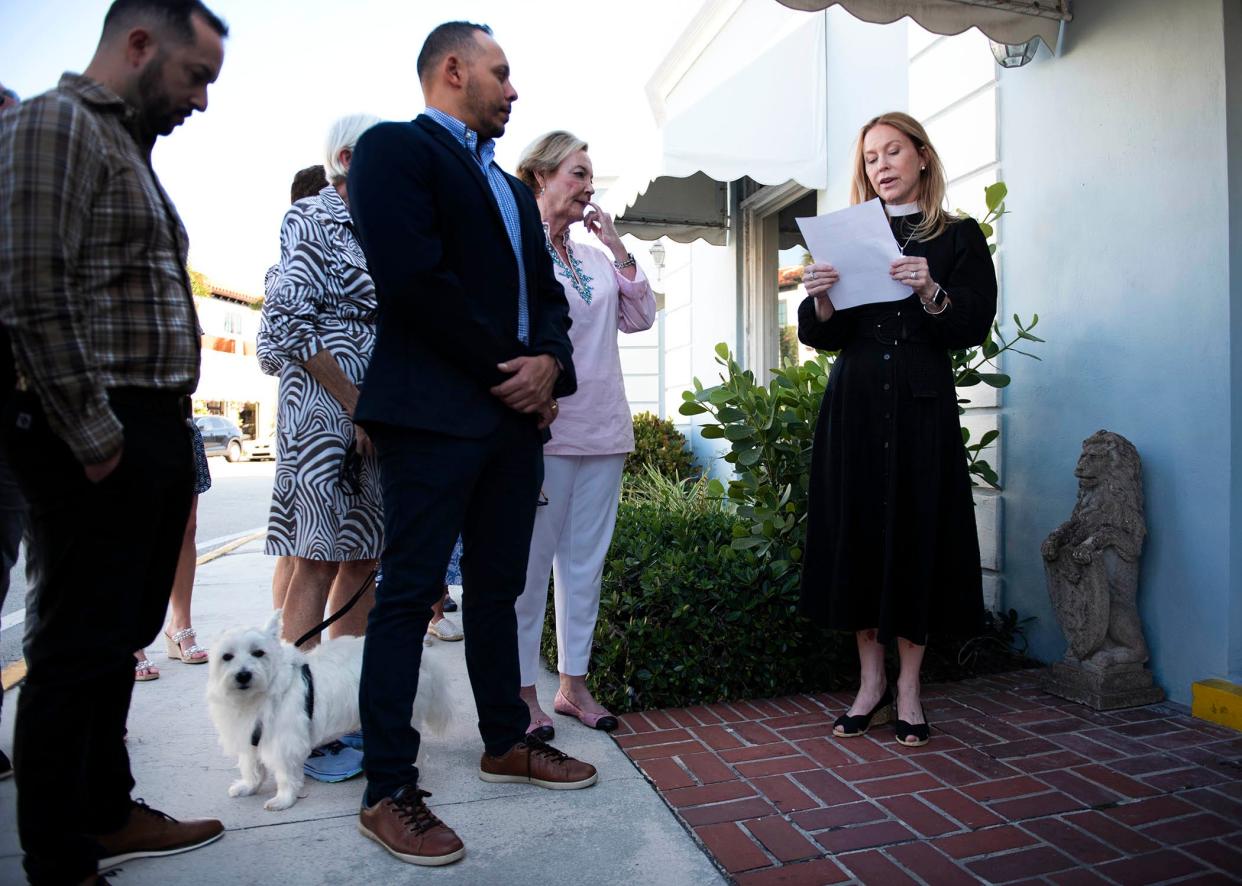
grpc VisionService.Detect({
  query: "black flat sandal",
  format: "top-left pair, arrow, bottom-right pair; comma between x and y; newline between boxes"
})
833,687 -> 894,738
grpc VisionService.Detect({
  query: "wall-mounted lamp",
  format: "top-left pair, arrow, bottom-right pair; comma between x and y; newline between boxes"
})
989,38 -> 1041,69
648,241 -> 667,281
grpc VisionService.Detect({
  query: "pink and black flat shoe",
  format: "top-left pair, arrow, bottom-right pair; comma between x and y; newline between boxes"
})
554,689 -> 618,732
526,711 -> 555,743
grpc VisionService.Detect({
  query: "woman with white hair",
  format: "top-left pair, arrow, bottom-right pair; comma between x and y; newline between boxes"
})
263,115 -> 386,690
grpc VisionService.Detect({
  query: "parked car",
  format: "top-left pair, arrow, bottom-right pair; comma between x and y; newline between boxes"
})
194,415 -> 245,462
244,432 -> 276,461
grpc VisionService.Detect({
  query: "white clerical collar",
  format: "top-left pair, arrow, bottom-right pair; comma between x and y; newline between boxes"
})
885,202 -> 920,217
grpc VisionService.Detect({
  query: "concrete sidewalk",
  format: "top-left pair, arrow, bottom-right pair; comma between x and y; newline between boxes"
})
0,539 -> 724,885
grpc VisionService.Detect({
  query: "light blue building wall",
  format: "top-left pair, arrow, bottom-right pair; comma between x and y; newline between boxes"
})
998,0 -> 1238,703
1225,0 -> 1242,686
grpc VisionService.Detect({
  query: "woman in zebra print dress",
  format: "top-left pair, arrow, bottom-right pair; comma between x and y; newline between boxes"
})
264,115 -> 384,648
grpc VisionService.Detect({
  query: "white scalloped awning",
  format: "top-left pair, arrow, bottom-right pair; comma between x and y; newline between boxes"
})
774,0 -> 1068,50
608,11 -> 826,245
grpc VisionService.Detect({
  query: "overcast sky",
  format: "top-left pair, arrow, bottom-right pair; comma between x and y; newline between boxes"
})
1,0 -> 703,291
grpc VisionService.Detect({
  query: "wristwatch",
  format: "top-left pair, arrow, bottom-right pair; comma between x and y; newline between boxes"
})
613,253 -> 636,270
923,284 -> 949,316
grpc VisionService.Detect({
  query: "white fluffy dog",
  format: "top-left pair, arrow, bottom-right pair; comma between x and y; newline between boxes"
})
207,610 -> 451,811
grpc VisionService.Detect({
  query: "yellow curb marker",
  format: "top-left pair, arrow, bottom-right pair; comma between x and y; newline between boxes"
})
196,529 -> 265,566
1,531 -> 264,692
1192,678 -> 1242,733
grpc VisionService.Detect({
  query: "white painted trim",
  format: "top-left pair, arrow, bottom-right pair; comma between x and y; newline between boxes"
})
741,181 -> 815,379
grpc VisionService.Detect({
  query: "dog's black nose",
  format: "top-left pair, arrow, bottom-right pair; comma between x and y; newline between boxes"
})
235,670 -> 252,685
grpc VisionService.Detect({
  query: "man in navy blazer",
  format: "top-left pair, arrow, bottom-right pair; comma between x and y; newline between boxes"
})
347,22 -> 598,866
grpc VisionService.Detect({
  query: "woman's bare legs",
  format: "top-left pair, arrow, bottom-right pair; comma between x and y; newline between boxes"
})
558,673 -> 609,717
271,555 -> 296,611
896,637 -> 926,725
520,684 -> 550,728
281,557 -> 339,649
165,496 -> 207,661
429,585 -> 449,627
326,558 -> 377,639
844,629 -> 888,717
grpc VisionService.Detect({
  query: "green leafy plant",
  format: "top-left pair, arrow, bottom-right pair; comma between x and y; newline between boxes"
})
621,463 -> 721,518
952,314 -> 1044,486
187,265 -> 211,297
545,471 -> 851,711
972,181 -> 1009,256
625,411 -> 696,481
679,347 -> 823,590
949,182 -> 1045,487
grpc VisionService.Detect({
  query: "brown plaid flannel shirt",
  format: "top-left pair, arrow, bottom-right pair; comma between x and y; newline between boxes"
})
0,73 -> 200,464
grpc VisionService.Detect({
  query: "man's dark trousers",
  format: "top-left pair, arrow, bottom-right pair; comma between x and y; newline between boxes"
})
4,388 -> 192,885
360,410 -> 541,803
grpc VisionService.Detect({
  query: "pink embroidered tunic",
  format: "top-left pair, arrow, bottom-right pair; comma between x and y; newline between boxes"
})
545,235 -> 657,455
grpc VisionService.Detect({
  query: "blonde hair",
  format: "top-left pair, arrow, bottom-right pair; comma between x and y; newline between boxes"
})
516,130 -> 589,193
325,113 -> 381,184
850,111 -> 950,242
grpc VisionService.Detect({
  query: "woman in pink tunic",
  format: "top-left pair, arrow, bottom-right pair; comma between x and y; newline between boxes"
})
513,132 -> 657,737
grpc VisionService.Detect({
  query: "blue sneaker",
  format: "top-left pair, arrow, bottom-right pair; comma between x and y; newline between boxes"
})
303,740 -> 363,782
339,730 -> 364,751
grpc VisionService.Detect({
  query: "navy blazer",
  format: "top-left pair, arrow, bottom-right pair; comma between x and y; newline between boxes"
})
348,115 -> 576,438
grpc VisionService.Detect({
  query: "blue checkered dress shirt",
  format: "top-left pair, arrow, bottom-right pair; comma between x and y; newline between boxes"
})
424,108 -> 529,345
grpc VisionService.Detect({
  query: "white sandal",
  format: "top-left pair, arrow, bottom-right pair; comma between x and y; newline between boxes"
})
165,627 -> 209,664
134,657 -> 160,682
426,616 -> 463,642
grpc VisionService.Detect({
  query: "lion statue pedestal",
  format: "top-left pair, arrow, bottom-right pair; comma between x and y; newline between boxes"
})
1041,430 -> 1164,710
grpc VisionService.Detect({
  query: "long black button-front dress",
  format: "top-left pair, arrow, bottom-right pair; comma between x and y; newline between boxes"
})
797,213 -> 998,646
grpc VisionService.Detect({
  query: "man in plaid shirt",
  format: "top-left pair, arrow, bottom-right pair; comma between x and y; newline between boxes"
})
0,2 -> 228,882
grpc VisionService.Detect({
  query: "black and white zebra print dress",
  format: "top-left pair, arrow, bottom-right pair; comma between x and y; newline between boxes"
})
263,185 -> 383,561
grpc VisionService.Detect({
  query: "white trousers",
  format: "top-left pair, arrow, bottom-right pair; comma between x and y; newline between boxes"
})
515,453 -> 626,684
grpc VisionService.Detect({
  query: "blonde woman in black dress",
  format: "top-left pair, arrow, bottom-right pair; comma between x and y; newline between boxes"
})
798,112 -> 997,747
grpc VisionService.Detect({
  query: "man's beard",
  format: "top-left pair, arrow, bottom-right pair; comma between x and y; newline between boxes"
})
136,54 -> 181,138
465,78 -> 504,140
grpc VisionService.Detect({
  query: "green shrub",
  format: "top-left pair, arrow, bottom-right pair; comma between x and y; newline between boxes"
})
542,473 -> 851,712
625,411 -> 695,481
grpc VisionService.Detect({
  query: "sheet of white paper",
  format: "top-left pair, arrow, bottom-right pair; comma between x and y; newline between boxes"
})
795,198 -> 912,311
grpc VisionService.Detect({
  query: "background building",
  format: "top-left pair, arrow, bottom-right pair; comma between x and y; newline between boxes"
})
193,283 -> 276,442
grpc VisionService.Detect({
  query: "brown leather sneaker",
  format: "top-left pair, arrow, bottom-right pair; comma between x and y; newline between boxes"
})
358,785 -> 464,866
94,799 -> 224,871
479,736 -> 598,789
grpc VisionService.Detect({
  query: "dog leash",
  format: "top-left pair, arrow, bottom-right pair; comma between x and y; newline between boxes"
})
292,568 -> 378,648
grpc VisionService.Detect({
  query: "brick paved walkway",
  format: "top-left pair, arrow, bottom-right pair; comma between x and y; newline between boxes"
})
612,670 -> 1242,884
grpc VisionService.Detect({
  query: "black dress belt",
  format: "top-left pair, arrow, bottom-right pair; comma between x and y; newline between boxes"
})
843,310 -> 936,347
106,387 -> 192,419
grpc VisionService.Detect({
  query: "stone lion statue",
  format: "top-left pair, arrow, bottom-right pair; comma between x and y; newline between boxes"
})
1041,430 -> 1148,669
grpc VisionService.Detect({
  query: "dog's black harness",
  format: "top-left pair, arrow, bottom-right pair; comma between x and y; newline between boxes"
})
301,662 -> 315,721
250,663 -> 315,748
